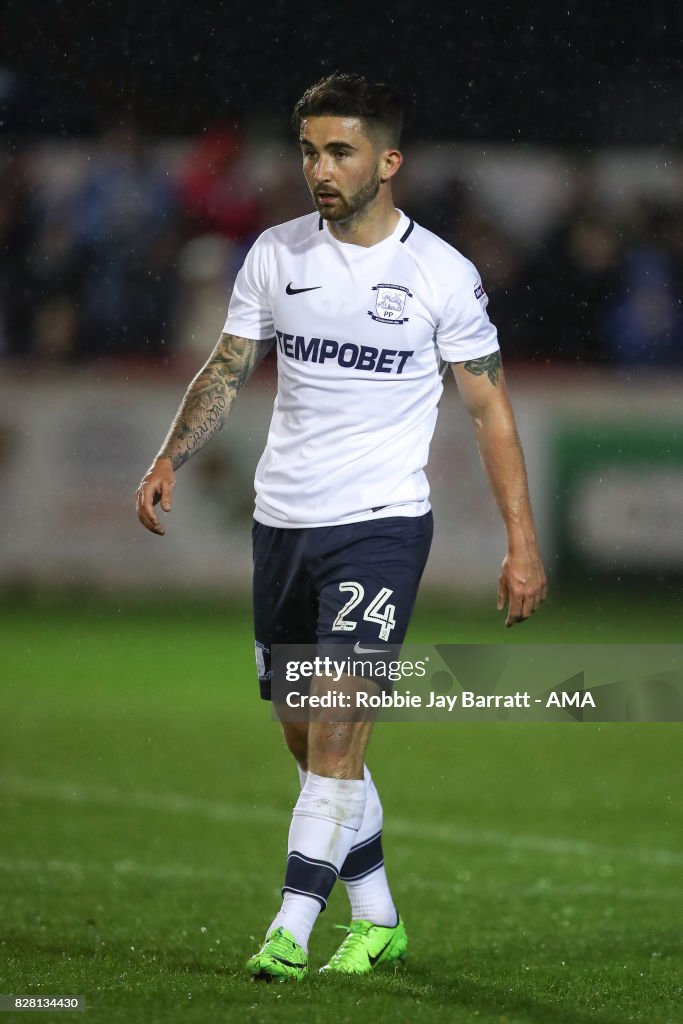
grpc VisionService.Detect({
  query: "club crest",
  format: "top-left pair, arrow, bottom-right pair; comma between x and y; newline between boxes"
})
368,283 -> 412,325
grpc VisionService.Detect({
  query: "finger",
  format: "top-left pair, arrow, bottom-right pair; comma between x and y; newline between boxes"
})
160,479 -> 174,513
143,508 -> 165,535
137,482 -> 165,535
497,576 -> 508,612
528,587 -> 544,611
505,591 -> 527,627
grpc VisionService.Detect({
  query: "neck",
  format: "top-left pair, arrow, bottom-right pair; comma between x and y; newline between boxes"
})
327,192 -> 400,248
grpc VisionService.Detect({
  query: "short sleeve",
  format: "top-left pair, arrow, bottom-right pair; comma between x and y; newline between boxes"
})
435,261 -> 499,362
222,234 -> 275,340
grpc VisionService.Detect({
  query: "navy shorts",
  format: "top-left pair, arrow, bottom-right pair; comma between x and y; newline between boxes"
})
252,512 -> 433,700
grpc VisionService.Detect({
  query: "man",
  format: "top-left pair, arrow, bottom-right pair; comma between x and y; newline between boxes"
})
136,73 -> 546,982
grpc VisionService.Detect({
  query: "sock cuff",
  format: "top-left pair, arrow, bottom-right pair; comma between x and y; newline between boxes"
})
294,771 -> 366,831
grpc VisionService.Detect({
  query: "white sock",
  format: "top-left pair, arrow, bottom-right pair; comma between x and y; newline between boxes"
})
268,771 -> 366,951
339,766 -> 398,927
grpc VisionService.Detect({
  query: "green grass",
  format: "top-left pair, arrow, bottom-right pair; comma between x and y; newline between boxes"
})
1,597 -> 681,1023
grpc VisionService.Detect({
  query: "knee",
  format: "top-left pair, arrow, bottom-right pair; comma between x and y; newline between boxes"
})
307,733 -> 363,779
307,720 -> 369,780
308,749 -> 362,780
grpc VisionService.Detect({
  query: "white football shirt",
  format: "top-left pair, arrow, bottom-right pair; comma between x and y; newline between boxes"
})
224,210 -> 499,528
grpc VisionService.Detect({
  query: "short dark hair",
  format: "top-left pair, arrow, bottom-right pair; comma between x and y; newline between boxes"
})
291,73 -> 403,147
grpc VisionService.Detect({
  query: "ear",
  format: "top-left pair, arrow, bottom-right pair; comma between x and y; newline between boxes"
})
379,147 -> 403,183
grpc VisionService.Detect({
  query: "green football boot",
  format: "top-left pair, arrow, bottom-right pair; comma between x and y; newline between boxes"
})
320,917 -> 408,975
246,926 -> 308,982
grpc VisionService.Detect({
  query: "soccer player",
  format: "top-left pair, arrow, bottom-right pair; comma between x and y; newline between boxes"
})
136,73 -> 546,981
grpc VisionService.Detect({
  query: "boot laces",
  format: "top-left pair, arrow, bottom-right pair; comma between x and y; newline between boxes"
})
264,927 -> 299,959
328,921 -> 373,963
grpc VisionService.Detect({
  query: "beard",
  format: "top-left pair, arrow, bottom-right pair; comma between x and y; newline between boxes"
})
314,168 -> 381,222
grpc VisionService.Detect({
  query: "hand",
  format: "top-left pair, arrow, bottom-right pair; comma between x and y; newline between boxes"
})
497,546 -> 547,627
136,457 -> 176,536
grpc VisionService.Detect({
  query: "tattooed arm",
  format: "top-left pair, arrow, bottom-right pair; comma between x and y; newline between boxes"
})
136,333 -> 274,535
452,351 -> 547,626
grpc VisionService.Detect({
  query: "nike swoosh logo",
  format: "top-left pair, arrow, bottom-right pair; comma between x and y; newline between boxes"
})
271,956 -> 304,968
286,283 -> 322,295
368,937 -> 394,966
353,642 -> 385,655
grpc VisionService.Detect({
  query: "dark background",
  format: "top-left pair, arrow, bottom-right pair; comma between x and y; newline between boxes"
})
2,0 -> 682,143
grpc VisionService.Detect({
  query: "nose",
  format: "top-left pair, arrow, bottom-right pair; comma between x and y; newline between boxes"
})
313,154 -> 334,182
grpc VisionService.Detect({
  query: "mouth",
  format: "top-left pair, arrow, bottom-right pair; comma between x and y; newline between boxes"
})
316,191 -> 340,205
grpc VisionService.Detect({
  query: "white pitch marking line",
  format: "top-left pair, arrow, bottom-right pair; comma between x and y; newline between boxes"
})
0,857 -> 676,904
400,874 -> 679,902
0,856 -> 234,884
1,775 -> 681,867
0,775 -> 285,827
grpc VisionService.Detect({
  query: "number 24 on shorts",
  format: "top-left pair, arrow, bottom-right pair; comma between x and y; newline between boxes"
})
332,582 -> 397,641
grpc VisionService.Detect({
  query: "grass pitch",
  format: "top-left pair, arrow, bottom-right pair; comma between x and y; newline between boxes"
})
1,596 -> 681,1023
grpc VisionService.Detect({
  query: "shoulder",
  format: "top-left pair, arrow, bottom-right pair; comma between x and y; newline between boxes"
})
253,212 -> 321,251
239,213 -> 320,280
405,219 -> 480,286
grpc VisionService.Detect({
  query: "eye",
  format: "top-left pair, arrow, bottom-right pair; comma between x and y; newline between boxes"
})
334,151 -> 348,160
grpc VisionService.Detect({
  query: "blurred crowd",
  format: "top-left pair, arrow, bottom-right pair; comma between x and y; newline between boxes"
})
410,177 -> 683,368
1,122 -> 682,367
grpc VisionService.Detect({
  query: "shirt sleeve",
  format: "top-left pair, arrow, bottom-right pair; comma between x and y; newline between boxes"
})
222,233 -> 275,340
435,260 -> 499,362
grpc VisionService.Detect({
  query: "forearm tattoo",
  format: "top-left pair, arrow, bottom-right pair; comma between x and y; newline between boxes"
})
463,351 -> 502,386
158,333 -> 274,470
